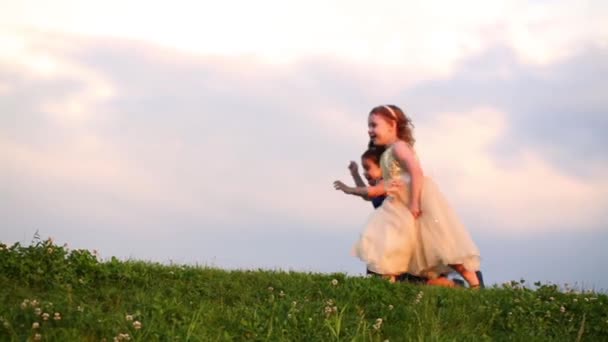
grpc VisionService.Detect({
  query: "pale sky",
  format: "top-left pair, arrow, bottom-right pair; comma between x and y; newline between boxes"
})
1,0 -> 607,290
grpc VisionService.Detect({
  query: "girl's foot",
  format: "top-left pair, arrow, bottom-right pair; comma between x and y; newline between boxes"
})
461,270 -> 480,289
449,264 -> 480,289
383,275 -> 397,283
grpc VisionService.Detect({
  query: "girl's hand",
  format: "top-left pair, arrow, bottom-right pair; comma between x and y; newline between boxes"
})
333,180 -> 352,194
348,161 -> 358,174
408,203 -> 422,219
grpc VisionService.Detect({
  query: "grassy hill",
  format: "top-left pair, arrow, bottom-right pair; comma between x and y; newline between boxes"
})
1,237 -> 607,341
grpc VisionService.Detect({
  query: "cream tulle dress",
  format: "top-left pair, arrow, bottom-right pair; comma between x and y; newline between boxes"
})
353,144 -> 480,277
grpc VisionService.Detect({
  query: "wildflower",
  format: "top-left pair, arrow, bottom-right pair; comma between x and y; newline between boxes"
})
292,301 -> 297,307
560,306 -> 566,313
32,322 -> 40,329
34,333 -> 42,341
42,313 -> 50,321
53,312 -> 61,320
279,290 -> 285,298
125,314 -> 133,321
324,306 -> 333,315
34,308 -> 42,315
133,321 -> 142,330
77,306 -> 84,312
414,291 -> 424,304
116,333 -> 131,341
31,300 -> 40,307
573,298 -> 578,303
584,297 -> 589,302
326,299 -> 335,306
388,304 -> 394,311
47,247 -> 53,254
373,318 -> 383,330
331,279 -> 339,286
267,286 -> 274,292
549,297 -> 555,301
508,312 -> 512,316
287,314 -> 292,319
79,278 -> 85,284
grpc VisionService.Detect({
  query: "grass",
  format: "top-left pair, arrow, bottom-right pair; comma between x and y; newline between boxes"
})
1,236 -> 607,341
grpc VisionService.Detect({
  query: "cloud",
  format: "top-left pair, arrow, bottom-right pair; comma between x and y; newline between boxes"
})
2,30 -> 607,240
416,108 -> 608,233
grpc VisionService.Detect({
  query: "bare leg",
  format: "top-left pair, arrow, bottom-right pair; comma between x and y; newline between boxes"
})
426,277 -> 456,288
383,274 -> 397,283
450,264 -> 480,288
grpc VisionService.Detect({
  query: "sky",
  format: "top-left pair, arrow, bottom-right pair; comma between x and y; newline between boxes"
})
1,0 -> 607,290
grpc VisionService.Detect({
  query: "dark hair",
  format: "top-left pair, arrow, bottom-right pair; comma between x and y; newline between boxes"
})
361,147 -> 385,166
369,104 -> 415,146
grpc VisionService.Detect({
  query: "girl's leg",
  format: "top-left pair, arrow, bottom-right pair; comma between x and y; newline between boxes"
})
449,264 -> 480,288
383,274 -> 397,283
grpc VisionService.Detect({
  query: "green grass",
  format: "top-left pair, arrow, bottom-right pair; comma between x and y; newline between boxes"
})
1,236 -> 607,341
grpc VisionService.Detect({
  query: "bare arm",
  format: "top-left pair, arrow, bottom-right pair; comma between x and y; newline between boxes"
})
349,161 -> 367,188
334,180 -> 386,198
392,141 -> 424,216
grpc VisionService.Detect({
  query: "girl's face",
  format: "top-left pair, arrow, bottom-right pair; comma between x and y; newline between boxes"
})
368,113 -> 396,146
362,157 -> 382,184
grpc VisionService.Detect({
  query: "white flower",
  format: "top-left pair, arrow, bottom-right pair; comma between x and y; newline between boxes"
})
32,322 -> 40,329
279,290 -> 285,298
560,306 -> 566,313
331,279 -> 339,286
267,286 -> 274,292
133,321 -> 142,330
53,312 -> 61,320
549,297 -> 555,301
34,333 -> 42,341
584,298 -> 589,302
125,314 -> 133,321
34,308 -> 42,315
573,298 -> 578,303
42,313 -> 50,321
388,305 -> 394,310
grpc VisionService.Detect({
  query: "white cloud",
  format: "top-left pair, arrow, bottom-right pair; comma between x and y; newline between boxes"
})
4,0 -> 604,73
416,108 -> 608,233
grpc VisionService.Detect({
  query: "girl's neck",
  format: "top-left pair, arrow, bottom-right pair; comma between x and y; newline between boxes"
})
385,137 -> 399,146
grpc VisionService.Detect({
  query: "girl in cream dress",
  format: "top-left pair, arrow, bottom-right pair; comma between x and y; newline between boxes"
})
349,105 -> 481,287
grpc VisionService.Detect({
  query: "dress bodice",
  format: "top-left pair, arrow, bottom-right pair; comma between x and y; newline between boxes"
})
380,145 -> 410,181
